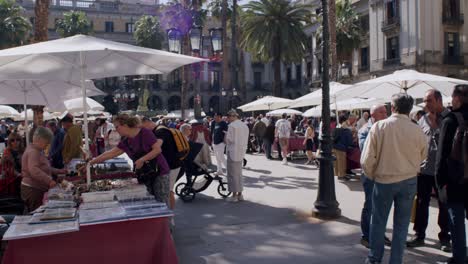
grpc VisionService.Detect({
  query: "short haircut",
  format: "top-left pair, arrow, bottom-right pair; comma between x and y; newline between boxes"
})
453,84 -> 468,104
428,89 -> 443,102
370,104 -> 386,115
47,120 -> 57,128
33,126 -> 54,143
227,109 -> 239,117
214,113 -> 222,117
282,113 -> 287,119
338,114 -> 348,124
113,114 -> 140,128
180,123 -> 192,132
391,93 -> 414,115
61,115 -> 73,123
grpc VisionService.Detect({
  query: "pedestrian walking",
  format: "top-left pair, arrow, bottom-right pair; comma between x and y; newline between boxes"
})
253,116 -> 266,153
225,110 -> 249,203
362,93 -> 427,264
435,84 -> 468,264
275,113 -> 291,165
210,113 -> 228,176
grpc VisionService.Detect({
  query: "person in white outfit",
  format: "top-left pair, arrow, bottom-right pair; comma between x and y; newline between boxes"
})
210,113 -> 228,175
225,110 -> 249,202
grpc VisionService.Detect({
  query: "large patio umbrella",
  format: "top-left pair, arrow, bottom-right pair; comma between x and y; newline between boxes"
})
288,82 -> 352,108
237,96 -> 293,112
335,69 -> 468,100
0,34 -> 205,185
0,105 -> 20,119
331,98 -> 386,111
14,109 -> 60,121
266,108 -> 303,117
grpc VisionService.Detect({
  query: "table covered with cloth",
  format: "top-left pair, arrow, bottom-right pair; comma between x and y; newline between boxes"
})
272,136 -> 307,152
2,217 -> 178,264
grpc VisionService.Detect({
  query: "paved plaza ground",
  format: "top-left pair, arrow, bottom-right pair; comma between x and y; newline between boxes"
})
173,153 -> 467,264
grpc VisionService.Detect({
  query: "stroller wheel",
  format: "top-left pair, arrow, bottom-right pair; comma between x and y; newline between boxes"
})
217,182 -> 231,198
175,182 -> 187,196
180,188 -> 196,202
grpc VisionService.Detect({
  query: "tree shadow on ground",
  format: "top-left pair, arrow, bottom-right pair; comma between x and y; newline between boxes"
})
174,194 -> 448,264
243,167 -> 272,175
242,174 -> 318,190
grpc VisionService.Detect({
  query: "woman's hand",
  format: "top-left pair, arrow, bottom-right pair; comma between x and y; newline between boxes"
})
134,158 -> 145,170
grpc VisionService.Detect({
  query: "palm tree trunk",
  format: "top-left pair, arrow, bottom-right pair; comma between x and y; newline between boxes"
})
329,0 -> 337,81
34,0 -> 49,42
273,39 -> 281,97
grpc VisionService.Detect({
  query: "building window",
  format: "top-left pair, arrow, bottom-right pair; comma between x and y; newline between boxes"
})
386,0 -> 399,20
210,71 -> 220,90
254,72 -> 262,90
359,15 -> 369,32
286,67 -> 292,83
444,0 -> 460,18
296,65 -> 301,82
126,23 -> 134,33
445,32 -> 461,64
306,62 -> 312,78
386,36 -> 399,60
318,59 -> 323,75
105,21 -> 114,33
360,47 -> 369,70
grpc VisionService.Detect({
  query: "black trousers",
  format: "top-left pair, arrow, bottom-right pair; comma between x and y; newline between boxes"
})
413,174 -> 451,241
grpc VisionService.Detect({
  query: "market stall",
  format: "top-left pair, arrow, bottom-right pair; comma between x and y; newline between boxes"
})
272,133 -> 307,159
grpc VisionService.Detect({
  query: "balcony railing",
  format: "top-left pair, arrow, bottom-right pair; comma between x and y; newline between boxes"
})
383,57 -> 401,67
442,13 -> 464,26
381,16 -> 400,33
443,55 -> 464,65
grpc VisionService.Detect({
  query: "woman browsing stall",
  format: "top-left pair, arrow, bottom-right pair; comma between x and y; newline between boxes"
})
88,114 -> 170,205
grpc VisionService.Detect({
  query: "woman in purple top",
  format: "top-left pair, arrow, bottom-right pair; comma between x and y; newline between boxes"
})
89,114 -> 170,205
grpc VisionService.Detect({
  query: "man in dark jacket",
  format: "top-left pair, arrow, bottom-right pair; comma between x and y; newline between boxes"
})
252,116 -> 266,153
435,84 -> 468,264
210,113 -> 228,175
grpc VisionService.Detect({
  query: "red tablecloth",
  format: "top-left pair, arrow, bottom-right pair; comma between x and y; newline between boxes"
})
272,137 -> 306,152
2,217 -> 178,264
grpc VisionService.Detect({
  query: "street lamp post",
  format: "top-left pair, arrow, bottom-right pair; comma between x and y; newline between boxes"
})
167,28 -> 186,119
313,0 -> 341,219
190,26 -> 203,121
210,28 -> 223,113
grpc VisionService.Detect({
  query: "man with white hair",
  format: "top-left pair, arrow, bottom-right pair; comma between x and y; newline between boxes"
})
358,104 -> 389,248
357,112 -> 370,130
225,110 -> 249,202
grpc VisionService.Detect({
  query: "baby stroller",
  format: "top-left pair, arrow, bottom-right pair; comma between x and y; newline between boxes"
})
175,141 -> 231,202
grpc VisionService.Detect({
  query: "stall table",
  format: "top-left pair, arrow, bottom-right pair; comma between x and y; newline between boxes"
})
272,135 -> 307,160
2,216 -> 177,264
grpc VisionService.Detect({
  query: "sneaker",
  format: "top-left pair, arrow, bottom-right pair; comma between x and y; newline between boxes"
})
440,240 -> 452,253
314,159 -> 320,167
282,158 -> 288,165
226,196 -> 239,203
237,194 -> 244,201
384,236 -> 391,246
360,237 -> 370,248
406,237 -> 425,248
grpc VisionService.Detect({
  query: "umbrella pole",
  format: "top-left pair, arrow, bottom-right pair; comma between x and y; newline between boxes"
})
23,90 -> 29,146
80,51 -> 91,186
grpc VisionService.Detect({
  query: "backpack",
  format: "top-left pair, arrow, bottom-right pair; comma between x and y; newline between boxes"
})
450,112 -> 468,183
156,126 -> 190,161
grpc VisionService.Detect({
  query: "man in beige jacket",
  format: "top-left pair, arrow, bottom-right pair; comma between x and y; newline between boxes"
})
362,93 -> 427,264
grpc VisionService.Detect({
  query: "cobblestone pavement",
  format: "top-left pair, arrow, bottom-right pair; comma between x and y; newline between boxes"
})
173,153 -> 466,264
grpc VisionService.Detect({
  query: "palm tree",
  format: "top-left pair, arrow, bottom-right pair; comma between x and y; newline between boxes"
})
240,0 -> 311,97
55,11 -> 93,38
134,16 -> 164,49
0,0 -> 32,49
34,0 -> 49,42
336,0 -> 361,64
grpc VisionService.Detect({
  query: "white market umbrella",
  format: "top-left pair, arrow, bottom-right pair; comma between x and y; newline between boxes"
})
0,79 -> 104,146
0,34 -> 205,185
303,107 -> 324,117
0,105 -> 20,119
337,69 -> 468,100
289,82 -> 352,108
331,98 -> 387,111
48,97 -> 104,113
238,96 -> 293,112
15,109 -> 58,121
266,108 -> 303,117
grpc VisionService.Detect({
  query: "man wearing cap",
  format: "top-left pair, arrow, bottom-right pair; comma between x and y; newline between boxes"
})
225,110 -> 249,202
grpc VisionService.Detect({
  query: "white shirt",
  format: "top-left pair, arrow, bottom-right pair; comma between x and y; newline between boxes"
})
275,119 -> 291,138
356,117 -> 368,130
226,119 -> 249,162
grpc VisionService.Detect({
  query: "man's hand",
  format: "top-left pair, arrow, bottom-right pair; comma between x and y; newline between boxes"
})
134,159 -> 145,170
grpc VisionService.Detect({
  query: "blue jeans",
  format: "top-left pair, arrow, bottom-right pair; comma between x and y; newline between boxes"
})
361,175 -> 374,240
264,139 -> 272,158
368,177 -> 417,264
447,203 -> 467,264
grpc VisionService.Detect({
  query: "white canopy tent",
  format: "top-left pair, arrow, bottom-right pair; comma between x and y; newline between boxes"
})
303,98 -> 386,117
289,82 -> 352,108
47,97 -> 105,113
14,109 -> 61,121
335,69 -> 468,100
0,34 -> 206,185
266,108 -> 303,117
237,96 -> 293,112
